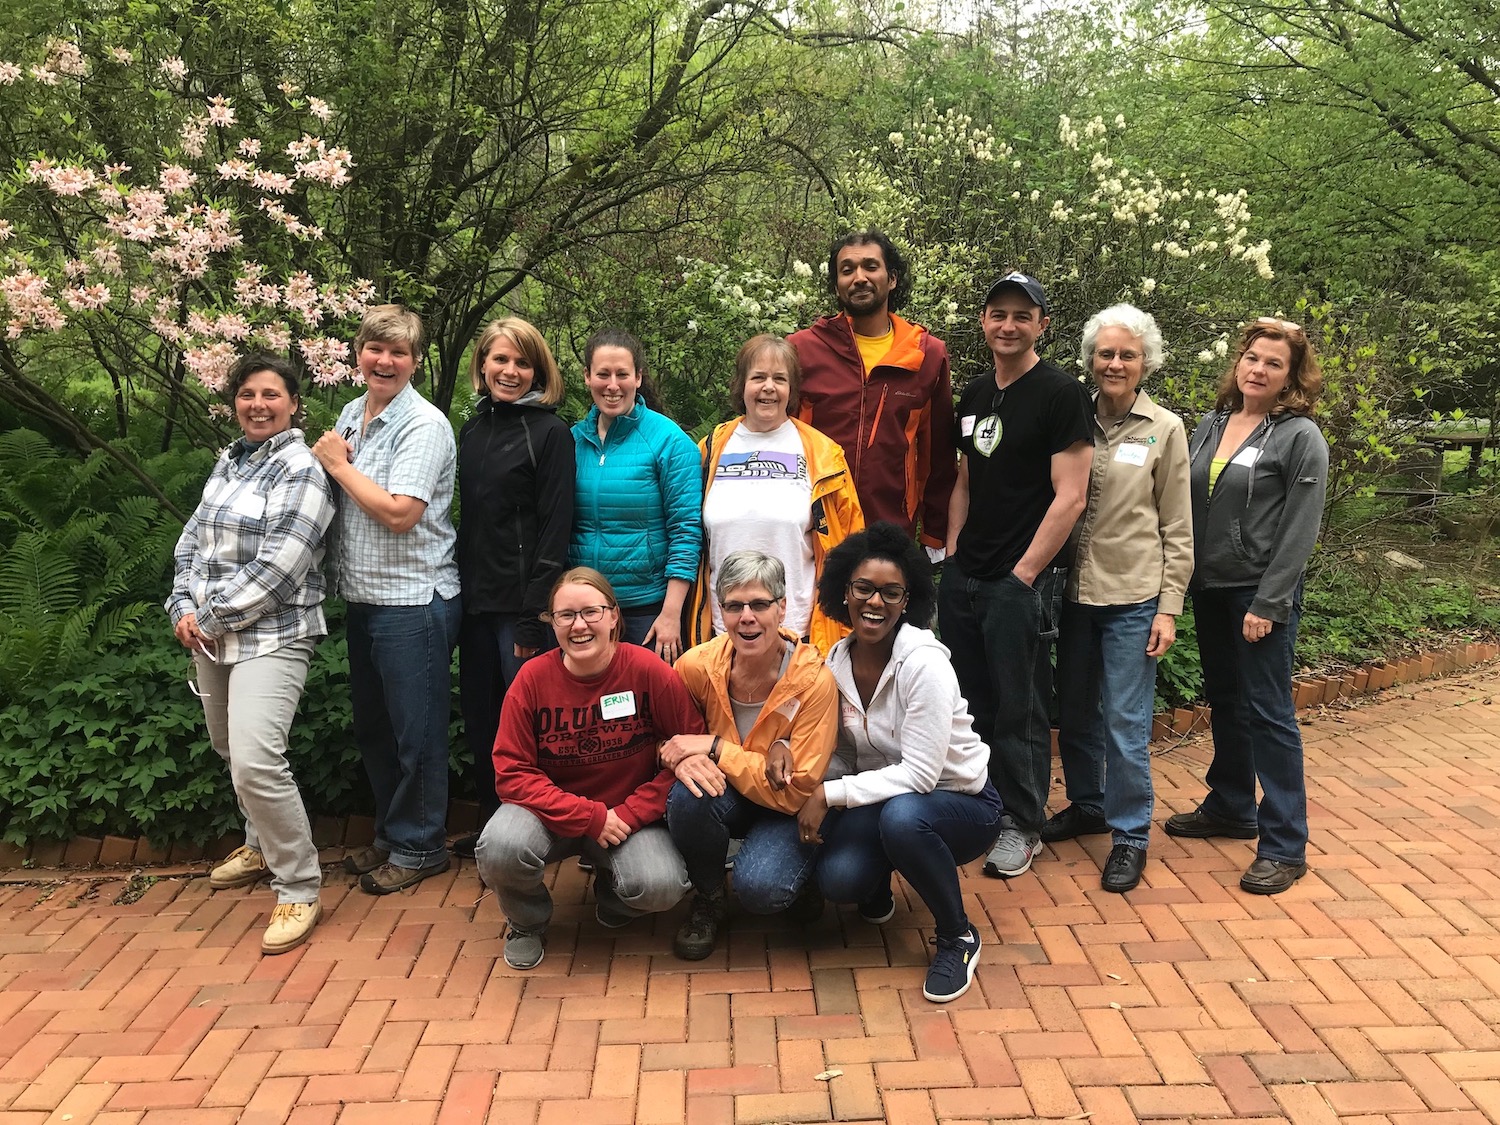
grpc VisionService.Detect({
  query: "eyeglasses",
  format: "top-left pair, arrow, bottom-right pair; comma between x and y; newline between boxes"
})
1094,348 -> 1141,363
848,579 -> 908,605
544,604 -> 612,626
187,639 -> 218,698
722,598 -> 778,615
1254,316 -> 1304,336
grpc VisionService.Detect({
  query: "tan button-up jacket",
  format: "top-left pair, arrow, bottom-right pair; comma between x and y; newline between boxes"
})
1066,389 -> 1194,615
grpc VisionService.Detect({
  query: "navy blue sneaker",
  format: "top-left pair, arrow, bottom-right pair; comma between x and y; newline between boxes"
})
858,887 -> 896,924
924,928 -> 981,1003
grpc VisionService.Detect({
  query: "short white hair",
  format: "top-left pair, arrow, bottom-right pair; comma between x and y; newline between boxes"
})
1080,303 -> 1165,375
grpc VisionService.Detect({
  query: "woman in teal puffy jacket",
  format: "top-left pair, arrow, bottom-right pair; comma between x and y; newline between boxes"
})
571,329 -> 703,664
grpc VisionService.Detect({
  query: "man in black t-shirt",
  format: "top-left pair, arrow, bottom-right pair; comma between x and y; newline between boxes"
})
938,272 -> 1094,878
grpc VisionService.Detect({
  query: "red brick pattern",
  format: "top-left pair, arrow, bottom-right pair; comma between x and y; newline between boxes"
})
1,670 -> 1499,1122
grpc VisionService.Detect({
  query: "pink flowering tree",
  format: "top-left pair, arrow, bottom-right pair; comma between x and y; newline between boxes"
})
0,36 -> 373,513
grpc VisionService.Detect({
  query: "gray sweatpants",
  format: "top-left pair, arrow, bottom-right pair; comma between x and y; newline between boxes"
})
194,637 -> 322,904
475,803 -> 689,932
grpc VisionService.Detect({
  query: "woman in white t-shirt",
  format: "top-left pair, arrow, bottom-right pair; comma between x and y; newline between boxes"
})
689,335 -> 864,655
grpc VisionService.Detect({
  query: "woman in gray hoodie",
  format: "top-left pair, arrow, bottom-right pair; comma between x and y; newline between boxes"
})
1164,318 -> 1328,896
796,523 -> 1003,1004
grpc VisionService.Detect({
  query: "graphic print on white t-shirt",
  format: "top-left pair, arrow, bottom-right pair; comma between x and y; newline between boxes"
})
701,420 -> 816,636
714,449 -> 806,480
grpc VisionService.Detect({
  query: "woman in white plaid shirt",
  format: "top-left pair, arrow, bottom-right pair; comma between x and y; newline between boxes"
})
167,354 -> 336,956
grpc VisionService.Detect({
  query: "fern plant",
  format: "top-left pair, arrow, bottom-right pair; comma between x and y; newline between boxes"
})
0,430 -> 183,701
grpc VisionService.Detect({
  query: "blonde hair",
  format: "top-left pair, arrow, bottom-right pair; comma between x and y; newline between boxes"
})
354,304 -> 425,357
549,567 -> 624,642
469,318 -> 563,406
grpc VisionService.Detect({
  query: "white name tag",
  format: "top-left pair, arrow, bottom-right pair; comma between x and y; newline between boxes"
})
1114,443 -> 1148,466
960,415 -> 976,437
840,701 -> 860,728
1230,446 -> 1262,469
231,490 -> 267,520
599,691 -> 636,720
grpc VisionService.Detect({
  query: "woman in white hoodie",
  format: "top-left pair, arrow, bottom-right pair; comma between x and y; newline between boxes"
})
797,522 -> 1003,1003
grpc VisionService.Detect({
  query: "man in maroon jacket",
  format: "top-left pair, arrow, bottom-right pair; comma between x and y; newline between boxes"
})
790,230 -> 958,556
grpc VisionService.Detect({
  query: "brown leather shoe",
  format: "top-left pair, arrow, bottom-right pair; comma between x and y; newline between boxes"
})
341,845 -> 390,875
359,857 -> 451,895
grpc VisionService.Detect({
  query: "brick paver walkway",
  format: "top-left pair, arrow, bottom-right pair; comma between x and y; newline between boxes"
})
3,668 -> 1500,1125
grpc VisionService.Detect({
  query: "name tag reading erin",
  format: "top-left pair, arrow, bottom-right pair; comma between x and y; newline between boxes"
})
1114,443 -> 1149,466
599,691 -> 637,720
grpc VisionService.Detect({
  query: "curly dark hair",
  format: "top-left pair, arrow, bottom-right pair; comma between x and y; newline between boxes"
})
225,352 -> 304,427
817,521 -> 936,631
825,229 -> 912,313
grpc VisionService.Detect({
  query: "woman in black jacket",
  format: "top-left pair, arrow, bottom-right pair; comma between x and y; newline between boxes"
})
454,317 -> 576,856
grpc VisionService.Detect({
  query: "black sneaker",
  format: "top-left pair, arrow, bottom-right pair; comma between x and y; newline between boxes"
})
858,887 -> 896,925
1040,805 -> 1109,843
924,928 -> 982,1003
784,880 -> 824,925
672,892 -> 727,960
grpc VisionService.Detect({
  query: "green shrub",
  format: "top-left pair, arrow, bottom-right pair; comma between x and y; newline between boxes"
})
0,603 -> 474,847
1155,606 -> 1203,711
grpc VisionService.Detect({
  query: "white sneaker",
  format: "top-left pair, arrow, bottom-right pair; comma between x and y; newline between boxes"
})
983,826 -> 1042,878
261,901 -> 320,955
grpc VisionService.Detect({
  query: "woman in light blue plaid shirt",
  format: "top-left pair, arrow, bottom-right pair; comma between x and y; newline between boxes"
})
312,305 -> 462,897
168,354 -> 336,956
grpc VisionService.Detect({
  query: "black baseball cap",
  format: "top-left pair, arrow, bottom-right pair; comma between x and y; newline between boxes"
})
982,271 -> 1048,315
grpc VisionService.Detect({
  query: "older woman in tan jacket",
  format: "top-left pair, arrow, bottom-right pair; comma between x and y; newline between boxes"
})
1040,304 -> 1193,893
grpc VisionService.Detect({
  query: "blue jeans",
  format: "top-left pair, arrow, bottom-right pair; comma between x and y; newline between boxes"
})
1056,598 -> 1159,849
459,612 -> 553,823
347,593 -> 461,868
1193,585 -> 1307,865
666,783 -> 819,912
815,783 -> 1004,940
620,603 -> 663,649
938,559 -> 1065,835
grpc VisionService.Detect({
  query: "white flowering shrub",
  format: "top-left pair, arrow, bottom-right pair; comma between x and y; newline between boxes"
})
830,102 -> 1279,406
675,101 -> 1278,414
0,36 -> 374,449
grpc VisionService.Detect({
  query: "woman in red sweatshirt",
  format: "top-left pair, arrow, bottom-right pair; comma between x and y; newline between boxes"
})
475,567 -> 705,970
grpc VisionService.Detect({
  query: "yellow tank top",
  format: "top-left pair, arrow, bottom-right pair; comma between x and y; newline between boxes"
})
1209,456 -> 1230,494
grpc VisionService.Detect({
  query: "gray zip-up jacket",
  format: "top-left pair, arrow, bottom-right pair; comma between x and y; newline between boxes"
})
1187,409 -> 1328,623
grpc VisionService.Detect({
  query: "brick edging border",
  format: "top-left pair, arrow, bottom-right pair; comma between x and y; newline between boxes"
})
6,640 -> 1498,873
1147,639 -> 1499,743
